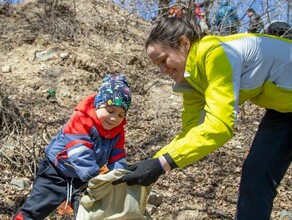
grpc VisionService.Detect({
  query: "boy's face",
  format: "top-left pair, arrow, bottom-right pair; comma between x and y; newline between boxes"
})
96,106 -> 126,130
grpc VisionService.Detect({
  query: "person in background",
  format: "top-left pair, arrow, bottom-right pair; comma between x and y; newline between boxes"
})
214,0 -> 240,35
113,17 -> 292,219
168,3 -> 184,18
247,8 -> 264,33
263,20 -> 292,39
14,73 -> 132,220
194,2 -> 203,21
198,12 -> 209,34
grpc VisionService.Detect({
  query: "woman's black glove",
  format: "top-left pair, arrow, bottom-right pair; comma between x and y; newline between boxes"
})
112,158 -> 165,186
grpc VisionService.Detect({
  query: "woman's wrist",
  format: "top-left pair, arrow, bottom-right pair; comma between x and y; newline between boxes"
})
158,156 -> 171,172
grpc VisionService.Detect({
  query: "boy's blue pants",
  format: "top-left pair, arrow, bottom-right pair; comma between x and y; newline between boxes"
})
236,109 -> 292,219
13,157 -> 86,220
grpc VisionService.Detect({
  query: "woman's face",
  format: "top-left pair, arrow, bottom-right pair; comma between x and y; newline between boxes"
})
146,38 -> 190,83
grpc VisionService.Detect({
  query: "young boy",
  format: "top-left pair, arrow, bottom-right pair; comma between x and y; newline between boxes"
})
14,73 -> 132,220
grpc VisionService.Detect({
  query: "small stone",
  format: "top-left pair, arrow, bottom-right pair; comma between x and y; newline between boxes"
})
1,65 -> 11,73
10,178 -> 30,189
148,191 -> 163,206
280,211 -> 292,220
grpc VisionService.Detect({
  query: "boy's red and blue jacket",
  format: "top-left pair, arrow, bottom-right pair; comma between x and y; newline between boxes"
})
45,94 -> 127,182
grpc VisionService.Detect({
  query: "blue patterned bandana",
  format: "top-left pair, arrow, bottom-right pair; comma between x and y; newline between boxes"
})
94,74 -> 131,111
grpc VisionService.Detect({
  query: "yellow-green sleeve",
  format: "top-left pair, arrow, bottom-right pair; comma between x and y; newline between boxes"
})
154,46 -> 237,168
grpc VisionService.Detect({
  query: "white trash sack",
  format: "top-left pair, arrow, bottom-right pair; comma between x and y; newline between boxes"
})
76,169 -> 152,220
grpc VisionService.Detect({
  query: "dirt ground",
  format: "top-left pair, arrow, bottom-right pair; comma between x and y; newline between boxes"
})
0,0 -> 291,219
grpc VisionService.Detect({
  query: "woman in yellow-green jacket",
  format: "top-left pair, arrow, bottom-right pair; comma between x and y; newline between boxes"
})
113,17 -> 292,219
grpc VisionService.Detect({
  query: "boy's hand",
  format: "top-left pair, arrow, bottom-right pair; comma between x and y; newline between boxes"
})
112,158 -> 165,186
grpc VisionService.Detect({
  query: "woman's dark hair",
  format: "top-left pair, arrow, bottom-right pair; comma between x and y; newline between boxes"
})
145,16 -> 203,49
